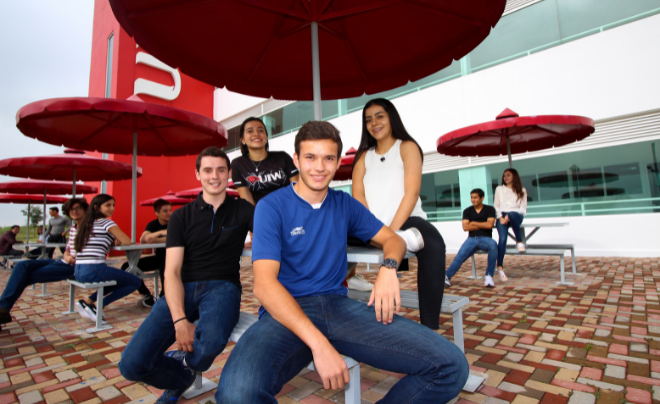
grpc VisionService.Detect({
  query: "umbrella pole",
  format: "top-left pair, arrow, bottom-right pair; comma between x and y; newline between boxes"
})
506,137 -> 513,168
311,21 -> 322,121
43,189 -> 47,242
132,131 -> 137,243
27,203 -> 31,243
72,169 -> 77,197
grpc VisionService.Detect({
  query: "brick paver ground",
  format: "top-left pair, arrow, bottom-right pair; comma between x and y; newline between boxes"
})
1,254 -> 658,404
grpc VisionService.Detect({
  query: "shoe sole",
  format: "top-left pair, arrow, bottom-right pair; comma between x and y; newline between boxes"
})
75,303 -> 94,323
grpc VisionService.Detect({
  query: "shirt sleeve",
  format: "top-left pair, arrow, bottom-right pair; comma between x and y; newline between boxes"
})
103,219 -> 117,231
251,199 -> 282,263
462,208 -> 470,221
283,152 -> 299,178
519,188 -> 528,216
144,220 -> 157,233
231,158 -> 247,189
494,187 -> 502,218
347,195 -> 384,242
487,206 -> 496,219
165,210 -> 186,248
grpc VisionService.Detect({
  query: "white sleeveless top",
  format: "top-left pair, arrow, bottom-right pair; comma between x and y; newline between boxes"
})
363,139 -> 427,226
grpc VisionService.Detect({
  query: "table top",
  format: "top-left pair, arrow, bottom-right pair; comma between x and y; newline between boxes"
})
520,222 -> 568,228
110,243 -> 166,251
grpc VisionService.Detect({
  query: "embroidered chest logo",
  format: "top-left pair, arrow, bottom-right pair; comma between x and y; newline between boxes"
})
290,226 -> 305,236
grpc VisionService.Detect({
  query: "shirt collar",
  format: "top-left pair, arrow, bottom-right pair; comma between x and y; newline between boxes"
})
290,183 -> 327,210
194,191 -> 232,211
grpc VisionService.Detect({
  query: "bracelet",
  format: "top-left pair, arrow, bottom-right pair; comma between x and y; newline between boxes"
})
173,317 -> 187,325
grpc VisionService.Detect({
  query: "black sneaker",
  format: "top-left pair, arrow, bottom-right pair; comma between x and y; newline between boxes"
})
0,308 -> 11,325
78,301 -> 108,325
141,295 -> 156,308
156,351 -> 195,404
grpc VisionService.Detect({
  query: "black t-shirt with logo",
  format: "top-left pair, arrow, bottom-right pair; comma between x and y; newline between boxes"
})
231,151 -> 299,203
462,205 -> 496,238
144,219 -> 168,262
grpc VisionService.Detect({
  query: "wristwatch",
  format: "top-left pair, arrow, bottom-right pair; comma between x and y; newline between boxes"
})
381,258 -> 399,270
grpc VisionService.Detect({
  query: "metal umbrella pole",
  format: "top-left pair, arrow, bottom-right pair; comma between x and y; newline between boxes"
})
131,131 -> 137,243
26,202 -> 31,243
311,21 -> 322,121
43,189 -> 47,242
506,137 -> 513,168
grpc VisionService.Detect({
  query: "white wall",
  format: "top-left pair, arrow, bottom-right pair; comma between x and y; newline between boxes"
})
214,87 -> 266,122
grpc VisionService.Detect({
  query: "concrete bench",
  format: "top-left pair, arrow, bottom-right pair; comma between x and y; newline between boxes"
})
521,244 -> 576,274
183,312 -> 361,403
470,248 -> 572,285
63,279 -> 117,333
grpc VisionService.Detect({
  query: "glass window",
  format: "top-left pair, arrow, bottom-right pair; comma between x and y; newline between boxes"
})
420,170 -> 462,221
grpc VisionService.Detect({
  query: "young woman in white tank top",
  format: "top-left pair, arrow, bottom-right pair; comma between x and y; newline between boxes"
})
350,98 -> 447,330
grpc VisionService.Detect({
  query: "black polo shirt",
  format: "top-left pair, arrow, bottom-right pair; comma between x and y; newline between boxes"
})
166,192 -> 254,287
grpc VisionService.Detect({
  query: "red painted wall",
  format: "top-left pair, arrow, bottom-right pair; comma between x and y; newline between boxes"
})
88,0 -> 215,239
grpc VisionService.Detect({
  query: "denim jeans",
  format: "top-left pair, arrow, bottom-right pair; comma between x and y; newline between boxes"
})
119,280 -> 241,390
496,212 -> 524,267
216,295 -> 468,404
0,259 -> 73,310
46,234 -> 66,258
74,263 -> 141,307
446,237 -> 498,279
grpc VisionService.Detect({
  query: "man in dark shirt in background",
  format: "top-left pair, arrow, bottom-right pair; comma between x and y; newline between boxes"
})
445,188 -> 499,288
0,226 -> 23,258
120,198 -> 171,306
119,147 -> 254,404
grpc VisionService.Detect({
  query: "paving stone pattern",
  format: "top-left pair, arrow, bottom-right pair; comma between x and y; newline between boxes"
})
0,255 -> 659,404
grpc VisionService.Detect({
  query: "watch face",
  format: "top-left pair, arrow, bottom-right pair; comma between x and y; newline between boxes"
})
383,258 -> 398,269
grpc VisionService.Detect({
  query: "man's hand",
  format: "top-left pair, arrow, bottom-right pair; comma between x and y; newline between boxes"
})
368,268 -> 400,324
174,320 -> 196,352
63,255 -> 75,265
311,340 -> 350,390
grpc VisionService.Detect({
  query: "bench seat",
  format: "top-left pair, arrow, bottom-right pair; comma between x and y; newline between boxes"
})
470,248 -> 571,284
64,279 -> 117,333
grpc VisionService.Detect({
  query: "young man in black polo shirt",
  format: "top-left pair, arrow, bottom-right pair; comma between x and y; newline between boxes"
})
445,188 -> 499,288
119,147 -> 254,404
120,198 -> 171,306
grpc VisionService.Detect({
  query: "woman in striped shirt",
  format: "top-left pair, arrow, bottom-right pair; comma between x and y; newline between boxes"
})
74,194 -> 141,317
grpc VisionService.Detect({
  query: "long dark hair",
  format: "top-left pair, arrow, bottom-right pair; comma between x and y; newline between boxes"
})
502,168 -> 525,202
74,194 -> 114,253
239,117 -> 269,157
353,98 -> 423,168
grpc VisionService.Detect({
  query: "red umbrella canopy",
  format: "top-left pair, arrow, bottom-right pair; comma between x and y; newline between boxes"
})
0,194 -> 69,204
108,0 -> 506,101
437,109 -> 595,164
0,180 -> 97,195
140,191 -> 192,206
16,97 -> 227,156
0,149 -> 141,182
334,147 -> 356,181
175,186 -> 239,199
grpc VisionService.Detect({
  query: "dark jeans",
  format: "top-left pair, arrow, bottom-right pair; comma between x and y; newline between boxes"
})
119,280 -> 241,390
216,295 -> 468,404
446,237 -> 498,279
4,249 -> 23,258
496,211 -> 524,267
120,255 -> 165,297
75,263 -> 141,307
0,259 -> 73,310
46,234 -> 66,259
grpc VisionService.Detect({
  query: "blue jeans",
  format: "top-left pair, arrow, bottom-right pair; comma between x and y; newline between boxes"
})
446,237 -> 498,279
119,280 -> 241,390
0,259 -> 73,310
216,295 -> 468,404
496,212 -> 524,267
74,263 -> 141,307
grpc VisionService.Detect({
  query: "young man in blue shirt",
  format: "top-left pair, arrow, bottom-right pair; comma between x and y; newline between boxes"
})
216,121 -> 468,404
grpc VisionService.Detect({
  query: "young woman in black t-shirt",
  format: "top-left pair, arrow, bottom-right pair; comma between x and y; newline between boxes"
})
230,117 -> 299,205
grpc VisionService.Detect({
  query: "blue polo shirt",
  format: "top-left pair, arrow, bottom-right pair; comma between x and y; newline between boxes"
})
252,185 -> 383,303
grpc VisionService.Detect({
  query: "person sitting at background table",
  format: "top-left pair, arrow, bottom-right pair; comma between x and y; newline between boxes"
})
45,206 -> 71,258
494,168 -> 528,281
0,226 -> 23,258
74,194 -> 141,322
26,225 -> 45,259
231,117 -> 299,206
0,198 -> 99,327
119,198 -> 171,307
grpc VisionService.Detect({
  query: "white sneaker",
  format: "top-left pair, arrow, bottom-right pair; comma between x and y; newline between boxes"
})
347,273 -> 373,291
516,242 -> 526,252
395,228 -> 424,253
484,275 -> 495,288
445,275 -> 451,287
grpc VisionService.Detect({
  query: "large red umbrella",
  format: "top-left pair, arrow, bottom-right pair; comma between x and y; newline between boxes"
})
437,109 -> 595,168
140,191 -> 192,207
175,187 -> 239,199
0,194 -> 69,243
109,0 -> 506,119
16,95 -> 227,242
0,149 -> 140,196
334,147 -> 356,181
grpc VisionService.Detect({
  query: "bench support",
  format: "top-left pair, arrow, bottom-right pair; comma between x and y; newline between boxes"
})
36,283 -> 52,298
452,309 -> 465,353
468,256 -> 483,280
63,280 -> 116,333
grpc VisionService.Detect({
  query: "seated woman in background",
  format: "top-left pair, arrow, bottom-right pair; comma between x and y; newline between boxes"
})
231,117 -> 299,206
74,194 -> 141,321
494,168 -> 528,281
351,98 -> 447,330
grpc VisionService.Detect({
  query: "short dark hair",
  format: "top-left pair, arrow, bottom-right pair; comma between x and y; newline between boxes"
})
470,188 -> 485,198
294,121 -> 343,158
239,117 -> 269,157
153,199 -> 171,213
49,207 -> 59,213
62,197 -> 89,215
10,225 -> 19,230
196,146 -> 231,172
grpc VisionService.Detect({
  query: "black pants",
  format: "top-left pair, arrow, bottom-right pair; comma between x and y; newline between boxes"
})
46,234 -> 66,258
4,249 -> 23,257
348,216 -> 446,330
121,255 -> 165,297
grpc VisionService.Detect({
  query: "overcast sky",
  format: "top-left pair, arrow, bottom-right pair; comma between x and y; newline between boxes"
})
0,1 -> 94,226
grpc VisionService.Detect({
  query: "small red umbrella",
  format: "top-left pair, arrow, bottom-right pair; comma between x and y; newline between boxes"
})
175,186 -> 239,199
0,149 -> 140,196
437,109 -> 595,168
0,194 -> 70,243
109,0 -> 506,119
334,147 -> 357,181
140,191 -> 192,207
16,95 -> 227,242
